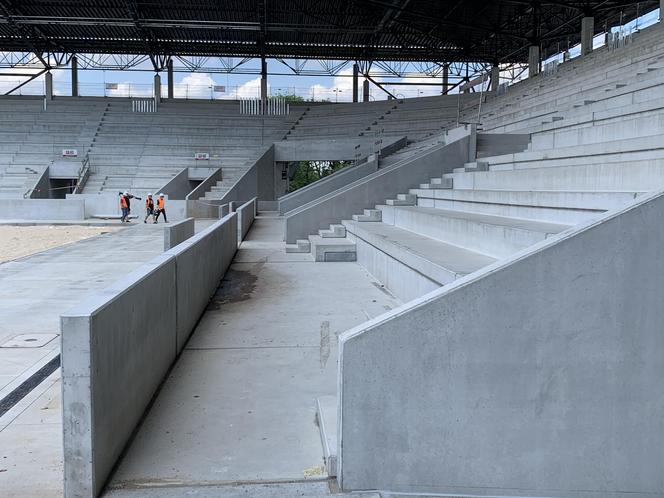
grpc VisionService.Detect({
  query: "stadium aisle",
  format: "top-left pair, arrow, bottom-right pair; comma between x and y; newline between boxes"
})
106,213 -> 400,493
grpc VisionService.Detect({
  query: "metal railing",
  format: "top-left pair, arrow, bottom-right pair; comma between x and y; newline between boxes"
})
131,97 -> 157,113
72,154 -> 91,194
239,97 -> 290,116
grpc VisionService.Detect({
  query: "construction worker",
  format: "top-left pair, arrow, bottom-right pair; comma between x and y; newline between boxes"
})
154,193 -> 168,223
144,193 -> 155,224
119,191 -> 141,223
119,192 -> 129,222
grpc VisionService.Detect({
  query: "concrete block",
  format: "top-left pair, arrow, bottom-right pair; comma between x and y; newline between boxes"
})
308,235 -> 356,262
236,197 -> 257,242
164,217 -> 195,250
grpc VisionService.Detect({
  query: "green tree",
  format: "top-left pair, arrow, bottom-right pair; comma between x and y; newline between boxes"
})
287,160 -> 351,193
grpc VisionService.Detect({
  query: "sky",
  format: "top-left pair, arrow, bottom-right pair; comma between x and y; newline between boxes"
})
0,8 -> 659,102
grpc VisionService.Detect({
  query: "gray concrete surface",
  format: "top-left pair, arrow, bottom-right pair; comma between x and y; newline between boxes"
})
274,136 -> 406,162
236,197 -> 256,242
169,213 -> 238,354
0,224 -> 168,498
61,215 -> 238,497
284,127 -> 473,243
61,254 -> 178,498
278,158 -> 378,215
106,214 -> 399,493
337,190 -> 664,496
0,199 -> 86,220
163,217 -> 195,250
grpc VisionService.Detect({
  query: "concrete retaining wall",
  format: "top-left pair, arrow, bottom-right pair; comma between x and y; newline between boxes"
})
61,213 -> 238,498
168,213 -> 238,353
284,127 -> 473,243
0,198 -> 85,220
236,197 -> 257,242
278,158 -> 378,215
186,199 -> 222,219
185,167 -> 221,203
163,217 -> 195,250
338,190 -> 664,497
156,167 -> 191,200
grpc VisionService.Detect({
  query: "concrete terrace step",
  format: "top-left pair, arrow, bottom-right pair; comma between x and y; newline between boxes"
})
409,188 -> 641,224
378,205 -> 571,259
308,235 -> 356,262
343,220 -> 496,286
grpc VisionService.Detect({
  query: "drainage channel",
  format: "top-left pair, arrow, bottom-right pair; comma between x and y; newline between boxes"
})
0,354 -> 61,418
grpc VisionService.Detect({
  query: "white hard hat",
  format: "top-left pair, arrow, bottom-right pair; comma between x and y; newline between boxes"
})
159,193 -> 165,197
124,191 -> 129,195
147,193 -> 152,196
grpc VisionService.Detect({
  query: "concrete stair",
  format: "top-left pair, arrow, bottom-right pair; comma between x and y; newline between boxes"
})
352,209 -> 382,222
285,239 -> 311,253
318,224 -> 346,238
308,235 -> 356,262
385,193 -> 417,206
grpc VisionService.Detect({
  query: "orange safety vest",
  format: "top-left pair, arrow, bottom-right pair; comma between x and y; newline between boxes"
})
120,196 -> 128,208
157,198 -> 165,209
146,198 -> 153,209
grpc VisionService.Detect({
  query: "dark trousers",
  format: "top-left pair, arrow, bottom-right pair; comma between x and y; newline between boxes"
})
154,208 -> 167,223
121,207 -> 129,222
144,208 -> 154,222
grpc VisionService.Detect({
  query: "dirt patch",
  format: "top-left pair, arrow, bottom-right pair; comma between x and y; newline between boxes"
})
207,263 -> 263,309
0,225 -> 120,263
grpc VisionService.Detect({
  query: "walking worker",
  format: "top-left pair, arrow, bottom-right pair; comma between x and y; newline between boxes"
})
119,191 -> 141,223
154,193 -> 168,223
144,193 -> 155,223
119,192 -> 130,222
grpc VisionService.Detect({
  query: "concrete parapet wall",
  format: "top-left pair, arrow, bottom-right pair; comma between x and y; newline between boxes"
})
284,127 -> 473,243
163,217 -> 195,250
61,213 -> 238,497
0,198 -> 85,220
166,213 -> 237,353
278,158 -> 378,215
186,199 -> 222,219
338,190 -> 664,497
185,167 -> 221,203
236,197 -> 256,242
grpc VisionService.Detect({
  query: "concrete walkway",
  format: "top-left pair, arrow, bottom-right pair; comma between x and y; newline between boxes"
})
0,221 -> 213,498
106,213 -> 400,495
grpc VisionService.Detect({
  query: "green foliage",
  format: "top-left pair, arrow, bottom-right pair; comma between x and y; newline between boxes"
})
288,160 -> 351,193
272,93 -> 305,103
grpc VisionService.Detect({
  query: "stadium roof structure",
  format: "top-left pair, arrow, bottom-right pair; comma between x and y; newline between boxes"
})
0,0 -> 658,68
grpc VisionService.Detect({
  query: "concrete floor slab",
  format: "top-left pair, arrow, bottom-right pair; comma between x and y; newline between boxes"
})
0,219 -> 216,497
108,214 -> 400,493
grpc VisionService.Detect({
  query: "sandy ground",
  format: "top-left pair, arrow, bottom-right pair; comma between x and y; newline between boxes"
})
0,225 -> 121,263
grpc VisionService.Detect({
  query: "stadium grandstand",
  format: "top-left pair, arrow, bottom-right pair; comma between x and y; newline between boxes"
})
0,1 -> 663,497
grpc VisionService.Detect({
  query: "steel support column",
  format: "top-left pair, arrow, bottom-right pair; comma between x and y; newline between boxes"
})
352,63 -> 359,103
154,73 -> 161,102
528,45 -> 540,78
260,57 -> 268,103
71,56 -> 78,97
491,64 -> 500,93
167,59 -> 174,99
45,71 -> 53,99
363,79 -> 370,102
581,16 -> 595,56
